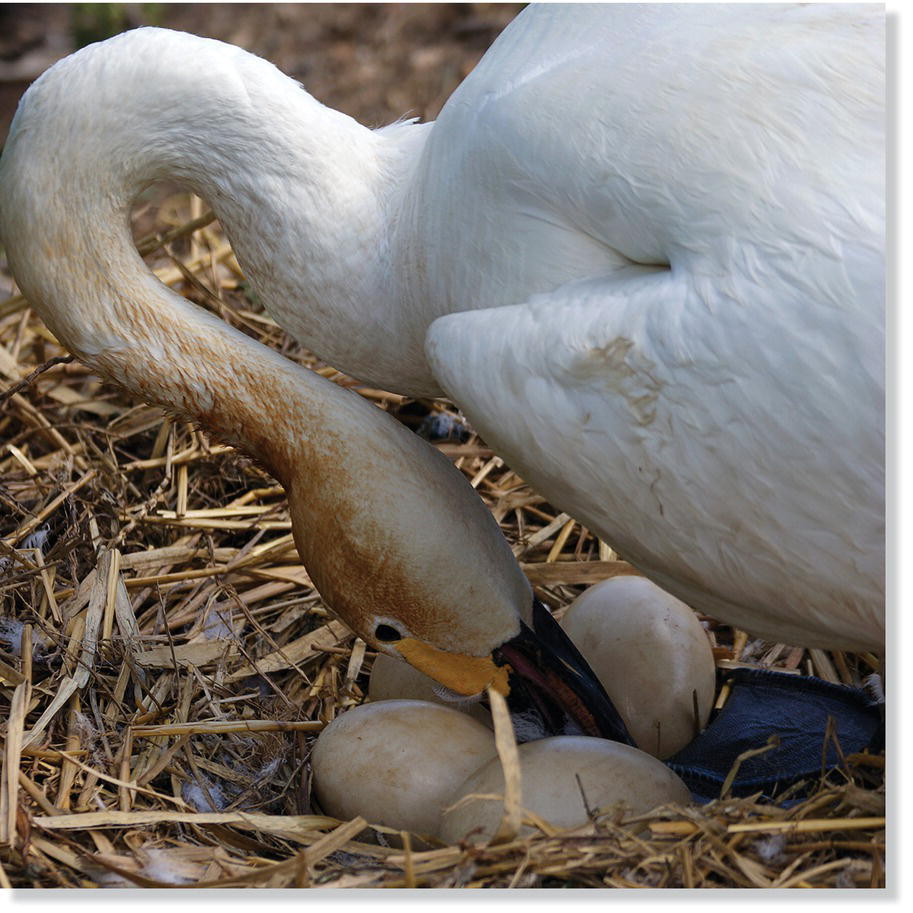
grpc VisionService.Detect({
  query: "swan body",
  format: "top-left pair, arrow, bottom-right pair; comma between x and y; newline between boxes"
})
0,4 -> 883,654
420,3 -> 884,652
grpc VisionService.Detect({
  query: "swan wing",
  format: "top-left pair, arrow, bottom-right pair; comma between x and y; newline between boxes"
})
425,267 -> 883,653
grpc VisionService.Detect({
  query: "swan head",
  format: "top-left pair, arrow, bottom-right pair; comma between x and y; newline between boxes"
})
280,418 -> 631,744
355,593 -> 633,745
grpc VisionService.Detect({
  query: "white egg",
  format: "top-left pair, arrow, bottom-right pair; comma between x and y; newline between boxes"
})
439,735 -> 691,845
560,575 -> 716,759
367,653 -> 492,726
311,700 -> 497,839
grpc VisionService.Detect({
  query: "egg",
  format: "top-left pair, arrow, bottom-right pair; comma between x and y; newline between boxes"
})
311,700 -> 497,839
560,575 -> 716,758
368,653 -> 492,726
439,735 -> 691,845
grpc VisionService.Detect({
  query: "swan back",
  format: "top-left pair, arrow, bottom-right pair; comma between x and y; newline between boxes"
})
405,3 -> 883,315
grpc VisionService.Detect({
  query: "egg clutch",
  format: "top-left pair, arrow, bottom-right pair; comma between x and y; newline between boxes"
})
311,576 -> 713,844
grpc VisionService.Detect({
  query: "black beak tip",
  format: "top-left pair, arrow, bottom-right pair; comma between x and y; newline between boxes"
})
494,597 -> 634,746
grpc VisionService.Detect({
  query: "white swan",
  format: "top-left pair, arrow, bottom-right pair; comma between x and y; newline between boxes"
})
0,96 -> 629,741
0,3 -> 884,653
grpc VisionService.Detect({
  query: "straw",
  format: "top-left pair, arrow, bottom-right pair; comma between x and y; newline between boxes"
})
0,60 -> 884,888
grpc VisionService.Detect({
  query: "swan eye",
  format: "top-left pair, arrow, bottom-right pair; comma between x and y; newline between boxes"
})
374,623 -> 403,643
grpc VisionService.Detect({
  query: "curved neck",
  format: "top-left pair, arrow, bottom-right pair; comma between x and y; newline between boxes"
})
2,27 -> 438,394
0,28 -> 532,654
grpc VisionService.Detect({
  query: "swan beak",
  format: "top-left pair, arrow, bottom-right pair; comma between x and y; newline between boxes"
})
396,599 -> 633,745
396,637 -> 512,697
492,598 -> 634,744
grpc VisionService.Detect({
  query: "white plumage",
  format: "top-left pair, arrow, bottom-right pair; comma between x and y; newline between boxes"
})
0,4 -> 883,653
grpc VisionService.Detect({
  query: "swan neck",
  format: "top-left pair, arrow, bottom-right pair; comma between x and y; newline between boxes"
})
8,28 -> 429,377
0,30 -> 384,485
0,26 -> 533,660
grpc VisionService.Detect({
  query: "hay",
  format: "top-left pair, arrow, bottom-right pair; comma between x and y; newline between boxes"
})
0,191 -> 884,890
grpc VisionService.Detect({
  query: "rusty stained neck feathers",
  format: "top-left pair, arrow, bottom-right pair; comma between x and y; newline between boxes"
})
0,35 -> 531,661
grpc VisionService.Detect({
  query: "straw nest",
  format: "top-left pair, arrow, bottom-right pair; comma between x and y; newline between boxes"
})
0,188 -> 885,889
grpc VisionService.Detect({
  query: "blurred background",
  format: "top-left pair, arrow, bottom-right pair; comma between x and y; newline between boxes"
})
0,2 -> 524,144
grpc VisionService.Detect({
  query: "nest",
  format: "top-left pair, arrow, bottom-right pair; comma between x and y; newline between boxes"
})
0,185 -> 886,889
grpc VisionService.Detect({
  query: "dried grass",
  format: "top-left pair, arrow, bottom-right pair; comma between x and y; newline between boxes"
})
0,191 -> 885,889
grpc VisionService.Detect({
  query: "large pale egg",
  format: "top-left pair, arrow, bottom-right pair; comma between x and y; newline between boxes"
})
311,700 -> 497,839
560,575 -> 716,758
368,653 -> 491,726
439,736 -> 691,845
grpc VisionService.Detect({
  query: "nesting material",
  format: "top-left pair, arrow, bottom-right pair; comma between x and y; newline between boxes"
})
561,575 -> 717,758
0,615 -> 48,658
439,736 -> 691,845
311,700 -> 497,839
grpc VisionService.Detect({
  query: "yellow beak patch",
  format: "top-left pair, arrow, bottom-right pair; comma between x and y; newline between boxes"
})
396,637 -> 510,697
